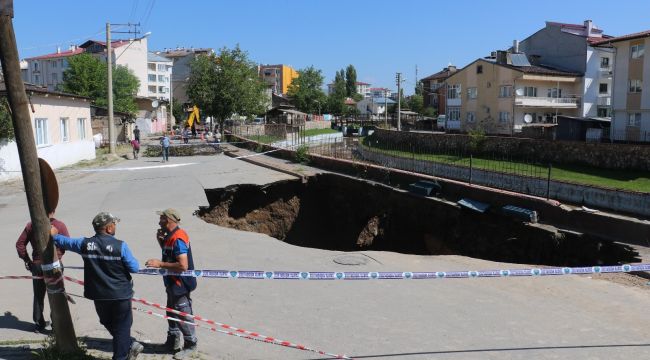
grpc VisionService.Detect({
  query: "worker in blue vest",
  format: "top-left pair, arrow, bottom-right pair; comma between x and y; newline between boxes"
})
51,212 -> 143,360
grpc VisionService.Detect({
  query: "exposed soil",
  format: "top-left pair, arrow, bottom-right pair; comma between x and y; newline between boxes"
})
199,173 -> 640,267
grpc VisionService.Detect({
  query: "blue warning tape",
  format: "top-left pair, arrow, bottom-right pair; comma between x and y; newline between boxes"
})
67,263 -> 650,280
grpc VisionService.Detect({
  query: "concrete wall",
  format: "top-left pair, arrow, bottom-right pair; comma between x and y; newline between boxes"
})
519,25 -> 587,73
371,128 -> 650,171
358,145 -> 650,217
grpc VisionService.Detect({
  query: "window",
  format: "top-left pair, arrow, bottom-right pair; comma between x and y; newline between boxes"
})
523,87 -> 537,97
631,44 -> 645,59
264,71 -> 272,76
476,65 -> 483,74
51,73 -> 58,84
599,83 -> 608,94
467,87 -> 477,99
34,74 -> 40,84
447,84 -> 461,99
499,85 -> 512,97
629,79 -> 642,93
51,60 -> 57,68
597,107 -> 611,117
148,74 -> 157,82
498,111 -> 510,123
448,107 -> 460,121
60,59 -> 64,68
628,113 -> 642,127
148,63 -> 156,71
466,111 -> 476,123
158,86 -> 168,93
158,75 -> 166,82
33,62 -> 39,71
77,118 -> 86,140
547,88 -> 562,98
600,57 -> 610,69
148,85 -> 157,93
35,118 -> 48,145
157,64 -> 166,71
60,118 -> 69,142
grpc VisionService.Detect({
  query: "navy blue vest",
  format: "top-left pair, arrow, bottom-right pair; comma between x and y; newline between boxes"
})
80,233 -> 133,300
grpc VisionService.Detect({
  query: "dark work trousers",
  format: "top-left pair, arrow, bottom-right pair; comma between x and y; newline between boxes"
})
162,147 -> 169,162
30,266 -> 47,327
94,299 -> 133,360
166,288 -> 197,347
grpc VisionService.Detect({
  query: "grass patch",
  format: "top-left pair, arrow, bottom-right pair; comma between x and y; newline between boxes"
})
31,335 -> 100,360
361,142 -> 650,192
248,134 -> 285,144
304,128 -> 339,137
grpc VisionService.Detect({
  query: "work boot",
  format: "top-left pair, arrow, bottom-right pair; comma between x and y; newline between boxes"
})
127,341 -> 144,360
164,334 -> 183,352
173,342 -> 197,360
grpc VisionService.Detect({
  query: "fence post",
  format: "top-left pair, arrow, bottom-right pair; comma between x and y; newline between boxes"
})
469,154 -> 473,185
546,163 -> 552,200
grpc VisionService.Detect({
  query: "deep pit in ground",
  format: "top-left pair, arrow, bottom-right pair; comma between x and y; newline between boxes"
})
198,173 -> 639,266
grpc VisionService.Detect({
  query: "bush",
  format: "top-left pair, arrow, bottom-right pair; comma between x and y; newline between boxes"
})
32,335 -> 95,360
294,145 -> 310,164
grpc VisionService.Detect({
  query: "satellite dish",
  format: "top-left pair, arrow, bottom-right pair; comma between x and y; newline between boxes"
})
515,88 -> 524,96
524,114 -> 533,123
151,100 -> 159,108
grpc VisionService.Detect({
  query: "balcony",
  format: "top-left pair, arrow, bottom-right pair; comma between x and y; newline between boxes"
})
597,96 -> 611,106
447,97 -> 461,107
515,96 -> 579,108
599,67 -> 612,78
447,120 -> 461,130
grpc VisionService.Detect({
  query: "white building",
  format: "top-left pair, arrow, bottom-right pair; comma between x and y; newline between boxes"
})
356,97 -> 396,116
24,37 -> 150,97
356,82 -> 371,98
0,84 -> 95,181
147,52 -> 173,101
156,47 -> 213,105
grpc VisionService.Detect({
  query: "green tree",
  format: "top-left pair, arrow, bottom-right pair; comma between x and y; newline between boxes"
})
187,45 -> 266,134
287,66 -> 326,114
0,98 -> 14,141
59,53 -> 139,115
326,69 -> 346,115
345,64 -> 357,97
172,98 -> 185,126
408,93 -> 424,114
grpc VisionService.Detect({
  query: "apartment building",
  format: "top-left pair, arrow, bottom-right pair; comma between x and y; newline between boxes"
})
369,87 -> 391,98
593,30 -> 650,142
146,52 -> 173,101
445,52 -> 581,135
517,20 -> 614,119
24,38 -> 150,97
157,47 -> 214,105
259,64 -> 298,95
355,82 -> 371,98
420,65 -> 458,115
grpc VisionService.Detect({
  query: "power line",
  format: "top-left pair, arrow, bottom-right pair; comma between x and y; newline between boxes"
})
129,0 -> 140,22
19,28 -> 107,54
141,0 -> 156,30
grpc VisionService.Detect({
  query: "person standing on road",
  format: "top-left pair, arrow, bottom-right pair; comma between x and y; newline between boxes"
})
182,127 -> 190,144
50,212 -> 143,360
130,138 -> 140,159
160,132 -> 170,163
16,211 -> 68,333
145,209 -> 197,359
133,126 -> 140,142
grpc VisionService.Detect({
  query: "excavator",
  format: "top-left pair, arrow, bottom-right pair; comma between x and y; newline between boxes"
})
185,105 -> 200,128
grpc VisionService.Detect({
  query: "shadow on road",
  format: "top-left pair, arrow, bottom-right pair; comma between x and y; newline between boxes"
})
311,343 -> 650,359
0,311 -> 34,332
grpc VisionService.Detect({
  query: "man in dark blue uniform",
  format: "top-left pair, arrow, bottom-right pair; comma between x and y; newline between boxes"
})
51,212 -> 143,360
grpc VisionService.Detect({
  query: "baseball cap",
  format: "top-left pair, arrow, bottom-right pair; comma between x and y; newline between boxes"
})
92,212 -> 120,228
157,208 -> 181,222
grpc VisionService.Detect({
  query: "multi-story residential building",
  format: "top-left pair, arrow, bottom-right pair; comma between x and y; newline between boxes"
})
259,64 -> 298,95
445,51 -> 581,135
420,65 -> 458,115
156,47 -> 214,105
517,20 -> 614,119
146,52 -> 173,101
24,38 -> 150,97
593,30 -> 650,142
355,82 -> 370,98
369,87 -> 391,98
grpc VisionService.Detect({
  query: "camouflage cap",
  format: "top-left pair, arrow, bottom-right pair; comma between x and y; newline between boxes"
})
92,212 -> 120,228
156,208 -> 181,222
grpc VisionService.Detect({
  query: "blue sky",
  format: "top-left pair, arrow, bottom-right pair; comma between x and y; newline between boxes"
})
13,0 -> 650,95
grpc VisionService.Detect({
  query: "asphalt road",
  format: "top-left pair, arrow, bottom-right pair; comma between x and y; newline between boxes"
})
1,153 -> 649,360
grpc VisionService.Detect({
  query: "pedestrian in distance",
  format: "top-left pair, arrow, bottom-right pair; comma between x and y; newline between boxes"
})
130,138 -> 140,159
15,210 -> 68,333
50,212 -> 143,360
133,126 -> 140,142
160,132 -> 170,163
182,127 -> 189,144
145,208 -> 198,359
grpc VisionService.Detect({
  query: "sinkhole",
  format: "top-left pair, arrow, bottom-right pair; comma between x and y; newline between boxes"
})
198,173 -> 638,267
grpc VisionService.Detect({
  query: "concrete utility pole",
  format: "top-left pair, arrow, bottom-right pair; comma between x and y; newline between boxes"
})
0,0 -> 78,351
384,88 -> 388,128
396,72 -> 402,131
106,22 -> 116,155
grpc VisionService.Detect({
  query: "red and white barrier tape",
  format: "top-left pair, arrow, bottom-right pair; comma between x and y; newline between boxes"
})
60,275 -> 349,359
132,306 -> 350,359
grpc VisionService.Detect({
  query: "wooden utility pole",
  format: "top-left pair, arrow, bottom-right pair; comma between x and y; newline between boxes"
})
0,0 -> 78,352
